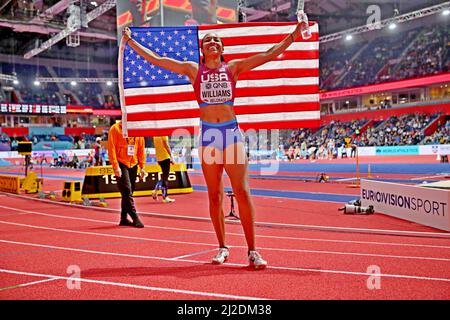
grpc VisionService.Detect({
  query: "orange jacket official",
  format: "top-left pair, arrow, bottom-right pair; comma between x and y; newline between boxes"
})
107,121 -> 146,170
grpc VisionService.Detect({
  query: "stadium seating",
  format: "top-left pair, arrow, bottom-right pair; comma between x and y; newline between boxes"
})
284,113 -> 442,159
320,23 -> 449,91
423,120 -> 450,144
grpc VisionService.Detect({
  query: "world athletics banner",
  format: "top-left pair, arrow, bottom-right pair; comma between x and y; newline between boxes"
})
375,145 -> 419,156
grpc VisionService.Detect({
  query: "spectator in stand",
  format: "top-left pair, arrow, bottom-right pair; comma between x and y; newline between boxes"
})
294,145 -> 301,160
78,138 -> 86,149
11,139 -> 18,151
300,140 -> 307,159
327,139 -> 335,160
340,144 -> 347,158
185,146 -> 193,170
423,120 -> 450,144
350,143 -> 357,158
93,137 -> 102,166
52,149 -> 58,165
68,154 -> 79,169
55,156 -> 64,167
287,146 -> 295,161
80,151 -> 94,169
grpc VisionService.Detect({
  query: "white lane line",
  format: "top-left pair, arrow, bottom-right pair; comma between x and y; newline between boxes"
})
0,278 -> 59,292
0,268 -> 266,300
3,192 -> 449,239
1,204 -> 450,250
1,239 -> 449,283
169,249 -> 219,260
0,220 -> 216,249
2,220 -> 450,262
2,193 -> 450,239
335,178 -> 357,182
410,175 -> 446,181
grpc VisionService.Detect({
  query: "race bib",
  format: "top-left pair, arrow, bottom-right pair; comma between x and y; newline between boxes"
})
200,81 -> 233,104
127,145 -> 135,156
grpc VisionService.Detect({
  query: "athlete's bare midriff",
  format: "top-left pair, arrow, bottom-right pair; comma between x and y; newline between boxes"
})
199,104 -> 237,123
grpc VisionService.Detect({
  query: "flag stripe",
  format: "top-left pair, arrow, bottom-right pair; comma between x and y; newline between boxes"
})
251,59 -> 318,70
237,111 -> 320,122
238,68 -> 319,80
224,50 -> 319,61
127,111 -> 320,130
198,22 -> 319,35
236,77 -> 319,87
126,94 -> 319,113
126,102 -> 320,122
239,119 -> 320,130
127,127 -> 198,137
220,43 -> 319,55
126,118 -> 320,137
125,85 -> 318,105
124,77 -> 319,98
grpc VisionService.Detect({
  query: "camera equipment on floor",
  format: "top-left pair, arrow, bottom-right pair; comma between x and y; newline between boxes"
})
338,199 -> 374,215
316,172 -> 329,183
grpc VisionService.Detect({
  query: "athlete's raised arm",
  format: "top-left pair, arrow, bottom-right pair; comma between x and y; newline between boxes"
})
228,22 -> 304,80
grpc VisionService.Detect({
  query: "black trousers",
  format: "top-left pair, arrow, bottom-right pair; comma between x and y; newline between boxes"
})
116,162 -> 138,221
186,156 -> 193,169
158,158 -> 171,189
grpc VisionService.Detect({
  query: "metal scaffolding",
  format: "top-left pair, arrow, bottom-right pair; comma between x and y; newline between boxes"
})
320,1 -> 450,43
24,0 -> 117,59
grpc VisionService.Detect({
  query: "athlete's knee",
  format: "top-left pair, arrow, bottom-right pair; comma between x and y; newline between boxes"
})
233,186 -> 251,201
208,190 -> 223,205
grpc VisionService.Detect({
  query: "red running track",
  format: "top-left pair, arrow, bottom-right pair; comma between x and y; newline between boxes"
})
0,191 -> 449,300
1,157 -> 449,300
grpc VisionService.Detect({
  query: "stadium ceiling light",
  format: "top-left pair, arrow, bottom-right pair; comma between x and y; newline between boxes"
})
13,79 -> 19,85
106,81 -> 113,86
443,9 -> 450,16
389,23 -> 397,30
34,80 -> 41,86
70,81 -> 77,86
90,1 -> 98,7
345,35 -> 353,41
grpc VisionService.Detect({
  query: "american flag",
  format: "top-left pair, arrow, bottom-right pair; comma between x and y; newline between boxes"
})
119,22 -> 319,137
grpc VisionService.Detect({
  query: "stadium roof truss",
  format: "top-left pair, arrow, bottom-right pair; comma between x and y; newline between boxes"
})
23,0 -> 117,59
320,1 -> 450,43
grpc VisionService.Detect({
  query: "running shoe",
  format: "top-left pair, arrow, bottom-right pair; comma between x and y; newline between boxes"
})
248,251 -> 267,269
162,197 -> 175,203
152,190 -> 158,201
212,247 -> 229,264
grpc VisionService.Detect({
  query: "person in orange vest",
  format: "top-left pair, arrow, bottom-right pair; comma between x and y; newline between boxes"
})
107,121 -> 146,228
